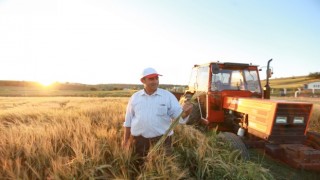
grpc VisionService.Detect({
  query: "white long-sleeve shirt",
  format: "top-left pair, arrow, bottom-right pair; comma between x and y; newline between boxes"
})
123,88 -> 188,138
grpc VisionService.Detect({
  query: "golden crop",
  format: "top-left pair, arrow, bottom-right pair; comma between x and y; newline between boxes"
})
0,97 -> 318,179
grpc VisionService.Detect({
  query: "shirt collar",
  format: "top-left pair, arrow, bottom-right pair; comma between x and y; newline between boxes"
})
140,88 -> 163,96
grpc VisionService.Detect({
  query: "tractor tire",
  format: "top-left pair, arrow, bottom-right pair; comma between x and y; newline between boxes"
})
218,132 -> 250,161
179,94 -> 201,125
186,102 -> 201,125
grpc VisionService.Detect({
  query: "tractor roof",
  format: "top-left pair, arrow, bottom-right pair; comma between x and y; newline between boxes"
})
193,62 -> 259,68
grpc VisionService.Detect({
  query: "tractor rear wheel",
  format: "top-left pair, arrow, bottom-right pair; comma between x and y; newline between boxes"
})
186,102 -> 201,125
179,94 -> 201,125
218,132 -> 250,160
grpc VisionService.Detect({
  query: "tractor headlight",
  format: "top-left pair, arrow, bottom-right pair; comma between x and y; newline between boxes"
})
276,116 -> 287,124
293,117 -> 304,124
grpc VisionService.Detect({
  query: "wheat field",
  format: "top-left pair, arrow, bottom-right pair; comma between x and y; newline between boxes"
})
0,97 -> 319,179
0,97 -> 278,179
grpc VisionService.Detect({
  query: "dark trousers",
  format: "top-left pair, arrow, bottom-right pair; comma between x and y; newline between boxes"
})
132,135 -> 172,167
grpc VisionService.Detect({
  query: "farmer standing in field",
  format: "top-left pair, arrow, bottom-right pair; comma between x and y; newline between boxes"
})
122,67 -> 193,165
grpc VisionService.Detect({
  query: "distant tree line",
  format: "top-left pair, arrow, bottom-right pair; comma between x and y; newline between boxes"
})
0,80 -> 40,87
308,72 -> 320,79
0,80 -> 186,91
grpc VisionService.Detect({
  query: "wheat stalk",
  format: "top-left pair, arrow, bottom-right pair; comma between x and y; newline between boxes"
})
148,111 -> 184,156
148,93 -> 200,156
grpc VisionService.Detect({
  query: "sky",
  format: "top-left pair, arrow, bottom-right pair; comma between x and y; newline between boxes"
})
1,0 -> 319,85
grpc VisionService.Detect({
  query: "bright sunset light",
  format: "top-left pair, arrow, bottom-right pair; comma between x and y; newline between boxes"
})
38,80 -> 55,87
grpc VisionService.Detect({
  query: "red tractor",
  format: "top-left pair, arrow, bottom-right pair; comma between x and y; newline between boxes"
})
178,59 -> 320,171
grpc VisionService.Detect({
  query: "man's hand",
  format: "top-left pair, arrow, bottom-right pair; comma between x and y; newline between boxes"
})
182,101 -> 193,118
122,127 -> 131,151
122,140 -> 130,150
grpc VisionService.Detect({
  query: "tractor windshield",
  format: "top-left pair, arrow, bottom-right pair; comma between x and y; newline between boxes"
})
211,69 -> 261,93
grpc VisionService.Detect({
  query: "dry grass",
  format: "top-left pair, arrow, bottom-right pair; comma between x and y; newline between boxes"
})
0,97 -> 130,179
307,103 -> 320,133
0,97 -> 277,179
261,76 -> 318,89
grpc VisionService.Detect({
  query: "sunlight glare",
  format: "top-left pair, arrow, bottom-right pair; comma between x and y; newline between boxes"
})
38,80 -> 55,87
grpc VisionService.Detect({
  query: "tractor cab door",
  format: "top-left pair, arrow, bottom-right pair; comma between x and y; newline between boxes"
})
186,66 -> 210,120
187,68 -> 198,93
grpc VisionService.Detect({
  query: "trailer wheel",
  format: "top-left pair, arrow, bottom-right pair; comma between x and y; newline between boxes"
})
218,132 -> 250,160
179,95 -> 201,125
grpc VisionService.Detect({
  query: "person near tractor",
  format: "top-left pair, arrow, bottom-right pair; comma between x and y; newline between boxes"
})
122,67 -> 193,166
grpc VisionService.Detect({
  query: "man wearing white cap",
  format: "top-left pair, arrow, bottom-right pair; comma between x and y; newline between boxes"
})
122,67 -> 193,165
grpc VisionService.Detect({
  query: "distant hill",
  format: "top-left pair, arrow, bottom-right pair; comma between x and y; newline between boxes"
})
0,80 -> 186,91
261,75 -> 320,90
1,75 -> 319,93
0,76 -> 320,95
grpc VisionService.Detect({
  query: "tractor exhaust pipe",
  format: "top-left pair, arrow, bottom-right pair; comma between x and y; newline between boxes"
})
263,59 -> 273,99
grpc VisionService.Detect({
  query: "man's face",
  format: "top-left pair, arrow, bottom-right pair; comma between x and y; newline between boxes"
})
142,76 -> 159,92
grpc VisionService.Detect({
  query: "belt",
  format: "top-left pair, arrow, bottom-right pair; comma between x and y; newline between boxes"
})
133,135 -> 171,143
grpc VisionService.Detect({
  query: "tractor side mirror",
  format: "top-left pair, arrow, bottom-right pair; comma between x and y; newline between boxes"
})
211,63 -> 220,74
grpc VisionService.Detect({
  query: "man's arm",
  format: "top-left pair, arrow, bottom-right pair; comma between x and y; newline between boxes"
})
123,96 -> 134,148
167,91 -> 193,123
181,101 -> 193,119
122,127 -> 131,148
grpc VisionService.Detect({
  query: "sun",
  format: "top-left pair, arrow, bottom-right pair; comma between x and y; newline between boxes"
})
38,80 -> 55,87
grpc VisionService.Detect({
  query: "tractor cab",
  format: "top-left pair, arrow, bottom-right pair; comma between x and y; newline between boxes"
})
185,62 -> 263,124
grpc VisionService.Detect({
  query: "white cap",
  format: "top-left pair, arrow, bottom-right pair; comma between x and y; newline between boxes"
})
141,67 -> 162,80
